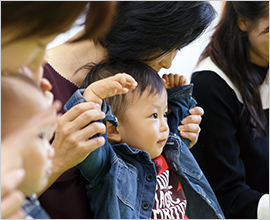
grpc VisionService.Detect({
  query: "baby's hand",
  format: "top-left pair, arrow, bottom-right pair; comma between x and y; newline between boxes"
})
162,73 -> 187,89
84,73 -> 138,106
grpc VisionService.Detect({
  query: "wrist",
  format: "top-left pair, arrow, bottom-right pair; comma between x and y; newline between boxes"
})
83,88 -> 103,106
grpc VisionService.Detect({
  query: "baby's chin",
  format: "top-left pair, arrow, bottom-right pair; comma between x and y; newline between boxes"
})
150,148 -> 164,160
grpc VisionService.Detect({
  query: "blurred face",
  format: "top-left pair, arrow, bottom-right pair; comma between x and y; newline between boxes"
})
144,49 -> 179,72
8,84 -> 56,196
118,89 -> 169,159
1,33 -> 57,83
248,17 -> 269,67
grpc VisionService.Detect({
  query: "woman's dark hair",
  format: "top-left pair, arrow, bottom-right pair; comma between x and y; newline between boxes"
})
98,1 -> 216,62
81,60 -> 165,121
1,1 -> 115,45
200,1 -> 269,137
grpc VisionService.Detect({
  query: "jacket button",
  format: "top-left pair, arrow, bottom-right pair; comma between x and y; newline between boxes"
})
146,174 -> 153,182
142,202 -> 150,210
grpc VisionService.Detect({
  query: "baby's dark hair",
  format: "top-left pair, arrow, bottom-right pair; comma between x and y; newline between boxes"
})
81,60 -> 166,121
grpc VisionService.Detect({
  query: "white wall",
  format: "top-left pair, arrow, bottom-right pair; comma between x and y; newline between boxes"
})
47,1 -> 222,83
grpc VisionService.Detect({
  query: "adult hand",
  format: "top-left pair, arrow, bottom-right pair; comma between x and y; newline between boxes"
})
162,73 -> 203,149
1,168 -> 26,219
178,106 -> 204,149
50,102 -> 107,176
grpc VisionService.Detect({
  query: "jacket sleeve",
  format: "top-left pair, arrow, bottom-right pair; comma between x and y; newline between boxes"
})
167,84 -> 197,147
64,89 -> 117,186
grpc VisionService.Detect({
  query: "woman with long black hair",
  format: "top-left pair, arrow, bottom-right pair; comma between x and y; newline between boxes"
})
191,1 -> 269,218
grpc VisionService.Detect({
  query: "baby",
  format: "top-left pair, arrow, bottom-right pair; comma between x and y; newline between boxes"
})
64,60 -> 224,219
1,74 -> 56,218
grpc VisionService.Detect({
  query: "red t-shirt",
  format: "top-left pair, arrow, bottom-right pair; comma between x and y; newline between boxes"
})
151,154 -> 188,219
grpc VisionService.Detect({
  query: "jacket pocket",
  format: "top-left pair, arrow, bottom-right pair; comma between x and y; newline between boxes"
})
116,159 -> 138,210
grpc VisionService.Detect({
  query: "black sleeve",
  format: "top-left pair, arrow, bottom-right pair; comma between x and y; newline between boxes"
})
190,71 -> 263,218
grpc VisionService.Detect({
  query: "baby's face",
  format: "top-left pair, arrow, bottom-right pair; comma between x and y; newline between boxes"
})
16,87 -> 55,196
118,88 -> 169,159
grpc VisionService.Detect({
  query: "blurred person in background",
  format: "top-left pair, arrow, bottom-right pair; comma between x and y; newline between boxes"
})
1,1 -> 115,218
191,1 -> 269,218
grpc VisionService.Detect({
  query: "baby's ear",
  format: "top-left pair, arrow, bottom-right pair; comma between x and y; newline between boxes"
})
106,121 -> 121,143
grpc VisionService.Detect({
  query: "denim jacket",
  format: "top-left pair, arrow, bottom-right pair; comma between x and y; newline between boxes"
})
22,193 -> 50,219
64,84 -> 225,219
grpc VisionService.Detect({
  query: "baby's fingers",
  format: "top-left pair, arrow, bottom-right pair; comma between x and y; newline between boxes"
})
113,73 -> 137,90
162,73 -> 187,88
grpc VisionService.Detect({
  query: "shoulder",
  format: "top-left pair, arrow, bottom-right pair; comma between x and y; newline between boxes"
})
191,69 -> 241,116
191,70 -> 229,91
191,57 -> 242,103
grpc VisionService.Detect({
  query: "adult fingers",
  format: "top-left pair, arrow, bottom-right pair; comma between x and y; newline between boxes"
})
178,123 -> 200,135
178,124 -> 200,149
63,122 -> 106,152
182,106 -> 204,125
1,189 -> 25,219
71,121 -> 106,142
59,108 -> 105,135
43,90 -> 54,106
1,169 -> 25,197
1,173 -> 26,220
3,207 -> 25,219
61,102 -> 101,122
181,114 -> 202,125
51,125 -> 106,171
40,78 -> 52,91
74,136 -> 106,162
189,106 -> 204,116
180,131 -> 198,149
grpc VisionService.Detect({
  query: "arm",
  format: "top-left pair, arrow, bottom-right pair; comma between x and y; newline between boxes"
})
162,73 -> 203,148
37,101 -> 106,196
38,70 -> 136,195
83,73 -> 137,104
56,73 -> 137,182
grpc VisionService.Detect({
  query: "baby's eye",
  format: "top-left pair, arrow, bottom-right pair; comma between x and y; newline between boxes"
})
164,112 -> 169,118
150,113 -> 158,119
38,132 -> 45,139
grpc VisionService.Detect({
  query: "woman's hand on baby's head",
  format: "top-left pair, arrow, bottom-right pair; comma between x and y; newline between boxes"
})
162,73 -> 187,89
84,73 -> 137,105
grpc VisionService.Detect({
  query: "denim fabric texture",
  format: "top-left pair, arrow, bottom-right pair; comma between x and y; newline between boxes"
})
22,194 -> 50,219
64,85 -> 225,219
167,84 -> 197,147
